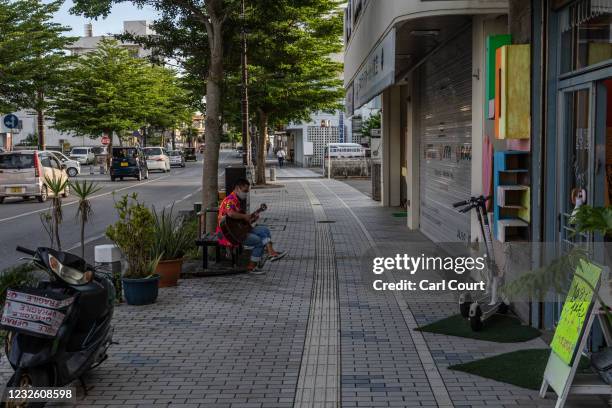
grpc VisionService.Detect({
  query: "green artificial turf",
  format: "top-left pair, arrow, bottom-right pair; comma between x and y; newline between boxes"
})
416,313 -> 541,343
449,349 -> 591,390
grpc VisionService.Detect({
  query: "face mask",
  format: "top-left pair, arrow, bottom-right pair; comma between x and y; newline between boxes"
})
236,191 -> 247,200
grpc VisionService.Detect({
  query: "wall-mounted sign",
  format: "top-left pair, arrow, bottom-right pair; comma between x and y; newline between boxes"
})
354,27 -> 396,110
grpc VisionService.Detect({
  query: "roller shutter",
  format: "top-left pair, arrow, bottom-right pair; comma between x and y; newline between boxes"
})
418,28 -> 473,243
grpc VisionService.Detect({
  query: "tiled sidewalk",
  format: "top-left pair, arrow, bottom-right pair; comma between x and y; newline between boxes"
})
1,178 -> 608,407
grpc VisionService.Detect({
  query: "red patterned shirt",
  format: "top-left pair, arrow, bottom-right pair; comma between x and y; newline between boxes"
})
216,192 -> 242,247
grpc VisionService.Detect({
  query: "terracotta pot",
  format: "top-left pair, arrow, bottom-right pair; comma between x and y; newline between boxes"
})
156,258 -> 183,287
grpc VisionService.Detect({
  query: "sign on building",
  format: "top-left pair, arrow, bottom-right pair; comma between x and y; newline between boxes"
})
353,27 -> 396,109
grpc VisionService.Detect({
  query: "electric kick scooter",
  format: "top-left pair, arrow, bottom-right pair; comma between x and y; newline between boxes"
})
453,195 -> 509,331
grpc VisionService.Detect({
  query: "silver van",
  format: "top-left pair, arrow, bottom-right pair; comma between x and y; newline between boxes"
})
0,151 -> 69,203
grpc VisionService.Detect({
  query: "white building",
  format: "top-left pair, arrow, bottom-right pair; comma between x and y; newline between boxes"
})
67,21 -> 154,57
285,111 -> 349,167
344,0 -> 508,244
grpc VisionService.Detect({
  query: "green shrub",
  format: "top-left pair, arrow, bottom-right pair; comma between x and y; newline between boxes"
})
0,263 -> 40,305
106,193 -> 156,279
151,205 -> 196,261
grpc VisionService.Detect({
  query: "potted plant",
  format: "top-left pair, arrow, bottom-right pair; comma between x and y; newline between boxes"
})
70,180 -> 102,259
151,205 -> 194,287
106,193 -> 160,305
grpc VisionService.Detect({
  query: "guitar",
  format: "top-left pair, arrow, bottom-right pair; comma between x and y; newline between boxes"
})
220,203 -> 267,245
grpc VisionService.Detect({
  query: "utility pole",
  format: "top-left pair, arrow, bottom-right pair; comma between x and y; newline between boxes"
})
241,0 -> 251,166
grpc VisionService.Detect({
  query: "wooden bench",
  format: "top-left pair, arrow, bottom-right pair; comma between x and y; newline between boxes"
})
195,207 -> 242,270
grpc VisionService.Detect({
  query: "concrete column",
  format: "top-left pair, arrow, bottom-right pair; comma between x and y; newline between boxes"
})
405,74 -> 419,230
381,86 -> 402,207
471,16 -> 486,242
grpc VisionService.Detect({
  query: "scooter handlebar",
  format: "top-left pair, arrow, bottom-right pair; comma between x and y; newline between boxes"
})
453,200 -> 470,208
16,246 -> 36,256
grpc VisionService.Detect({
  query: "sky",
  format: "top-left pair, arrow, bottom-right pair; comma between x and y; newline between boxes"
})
53,0 -> 160,36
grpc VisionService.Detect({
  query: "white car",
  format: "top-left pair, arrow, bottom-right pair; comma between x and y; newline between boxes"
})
51,151 -> 81,177
69,147 -> 95,164
143,147 -> 170,172
168,150 -> 185,168
0,151 -> 69,203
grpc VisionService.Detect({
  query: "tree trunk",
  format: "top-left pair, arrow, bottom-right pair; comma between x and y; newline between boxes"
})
80,215 -> 85,259
202,5 -> 224,234
256,110 -> 268,185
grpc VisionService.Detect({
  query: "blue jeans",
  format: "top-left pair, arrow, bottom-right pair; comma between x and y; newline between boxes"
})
243,225 -> 271,261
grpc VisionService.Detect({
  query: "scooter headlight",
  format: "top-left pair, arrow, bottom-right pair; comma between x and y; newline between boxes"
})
48,254 -> 92,285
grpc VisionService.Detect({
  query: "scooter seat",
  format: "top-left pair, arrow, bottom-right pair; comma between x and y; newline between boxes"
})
72,278 -> 103,293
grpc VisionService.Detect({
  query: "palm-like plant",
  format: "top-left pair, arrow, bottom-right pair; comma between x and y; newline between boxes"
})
70,180 -> 101,259
43,175 -> 69,251
151,204 -> 194,261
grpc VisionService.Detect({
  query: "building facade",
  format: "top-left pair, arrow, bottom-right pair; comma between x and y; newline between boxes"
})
344,0 -> 611,332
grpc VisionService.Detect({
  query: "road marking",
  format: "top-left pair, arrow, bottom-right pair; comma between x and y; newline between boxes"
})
66,233 -> 107,251
0,174 -> 172,224
317,180 -> 455,408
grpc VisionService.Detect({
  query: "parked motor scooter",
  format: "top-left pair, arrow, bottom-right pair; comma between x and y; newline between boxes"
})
1,246 -> 115,406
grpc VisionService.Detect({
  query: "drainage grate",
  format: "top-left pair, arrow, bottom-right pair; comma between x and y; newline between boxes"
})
317,220 -> 336,224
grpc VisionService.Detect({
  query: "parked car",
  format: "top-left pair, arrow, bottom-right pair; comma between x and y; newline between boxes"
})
0,150 -> 69,203
91,146 -> 108,156
50,151 -> 81,177
183,147 -> 197,161
69,147 -> 95,164
110,147 -> 148,181
168,150 -> 186,168
143,147 -> 170,173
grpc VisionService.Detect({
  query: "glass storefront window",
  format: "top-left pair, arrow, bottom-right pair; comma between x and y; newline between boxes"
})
560,88 -> 591,247
560,1 -> 612,73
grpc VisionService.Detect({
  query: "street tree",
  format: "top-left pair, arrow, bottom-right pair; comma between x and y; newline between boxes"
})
0,0 -> 76,149
224,0 -> 344,184
71,0 -> 240,233
52,39 -> 150,152
52,39 -> 188,154
141,65 -> 194,148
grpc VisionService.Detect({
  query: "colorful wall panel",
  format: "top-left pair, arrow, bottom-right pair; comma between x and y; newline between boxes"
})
495,44 -> 531,140
485,35 -> 511,119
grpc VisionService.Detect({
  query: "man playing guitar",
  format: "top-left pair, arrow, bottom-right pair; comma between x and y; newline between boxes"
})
216,178 -> 286,274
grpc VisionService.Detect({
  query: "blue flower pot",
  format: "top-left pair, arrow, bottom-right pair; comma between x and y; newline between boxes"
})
122,275 -> 159,305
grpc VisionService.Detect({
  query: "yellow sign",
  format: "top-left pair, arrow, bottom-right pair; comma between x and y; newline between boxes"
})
550,260 -> 602,366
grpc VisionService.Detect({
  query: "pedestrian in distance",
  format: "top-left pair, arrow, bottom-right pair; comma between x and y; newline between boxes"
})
277,148 -> 286,168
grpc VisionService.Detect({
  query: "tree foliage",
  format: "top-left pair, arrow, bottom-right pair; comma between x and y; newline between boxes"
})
361,111 -> 381,138
52,39 -> 191,146
0,0 -> 75,113
224,0 -> 345,183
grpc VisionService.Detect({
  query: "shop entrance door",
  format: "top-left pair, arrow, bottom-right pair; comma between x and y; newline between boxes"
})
557,86 -> 593,251
556,77 -> 611,340
557,78 -> 611,247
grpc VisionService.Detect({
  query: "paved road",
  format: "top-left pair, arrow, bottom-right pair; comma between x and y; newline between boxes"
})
0,150 -> 234,271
